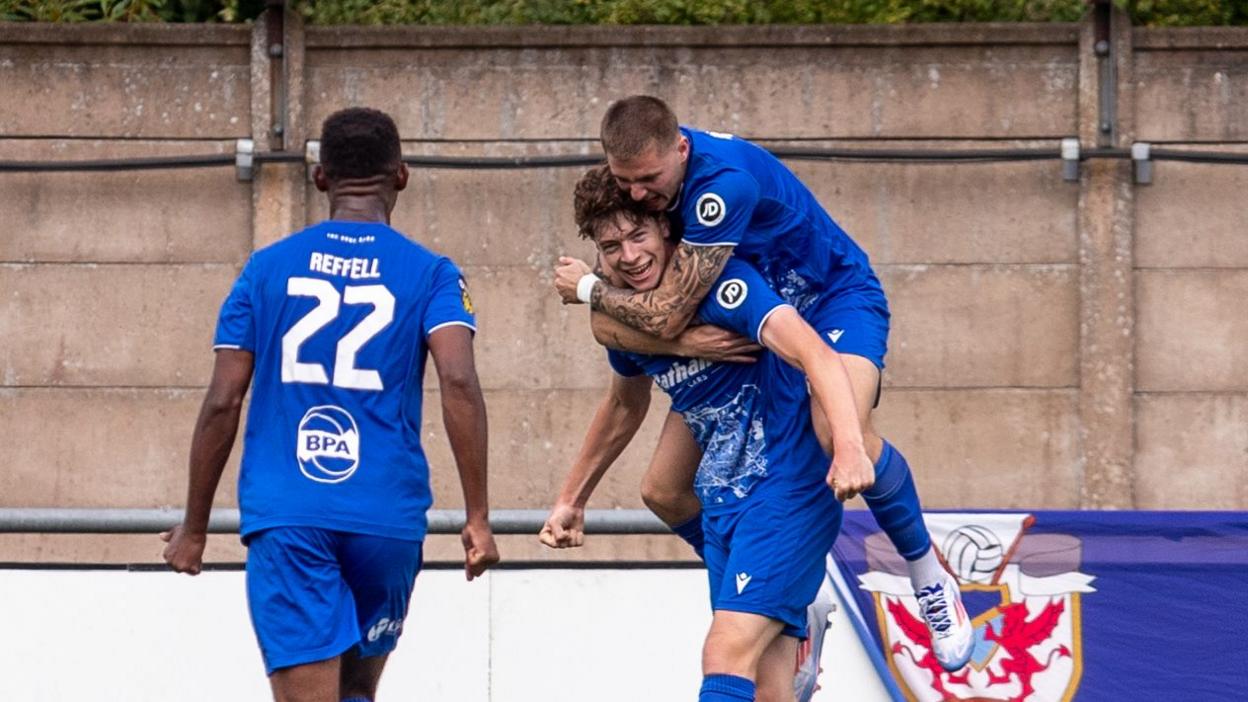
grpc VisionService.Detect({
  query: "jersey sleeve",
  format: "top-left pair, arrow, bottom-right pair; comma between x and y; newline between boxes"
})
213,255 -> 257,352
679,168 -> 760,248
606,349 -> 645,378
695,259 -> 790,343
424,258 -> 477,337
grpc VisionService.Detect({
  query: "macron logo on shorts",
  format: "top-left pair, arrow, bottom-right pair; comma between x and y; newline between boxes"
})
827,329 -> 845,344
736,572 -> 752,594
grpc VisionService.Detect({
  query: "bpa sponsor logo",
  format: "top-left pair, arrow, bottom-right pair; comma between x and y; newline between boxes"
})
296,405 -> 361,483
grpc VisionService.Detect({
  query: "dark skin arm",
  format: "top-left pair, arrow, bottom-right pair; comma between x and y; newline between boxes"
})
556,243 -> 735,340
162,349 -> 254,575
428,325 -> 500,580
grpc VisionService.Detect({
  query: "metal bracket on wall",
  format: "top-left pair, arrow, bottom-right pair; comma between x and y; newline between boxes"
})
1132,142 -> 1153,185
304,139 -> 320,181
1062,138 -> 1081,182
235,138 -> 255,182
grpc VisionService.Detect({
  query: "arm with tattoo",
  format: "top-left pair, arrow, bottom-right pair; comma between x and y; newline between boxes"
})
590,243 -> 734,340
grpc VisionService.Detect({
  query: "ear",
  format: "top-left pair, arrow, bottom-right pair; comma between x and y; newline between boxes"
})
676,135 -> 690,163
312,164 -> 329,192
394,163 -> 409,192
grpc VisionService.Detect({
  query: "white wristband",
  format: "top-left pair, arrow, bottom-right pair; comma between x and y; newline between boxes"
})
576,273 -> 600,304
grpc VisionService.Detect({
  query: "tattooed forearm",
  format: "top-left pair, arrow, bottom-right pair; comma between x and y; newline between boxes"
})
589,244 -> 733,339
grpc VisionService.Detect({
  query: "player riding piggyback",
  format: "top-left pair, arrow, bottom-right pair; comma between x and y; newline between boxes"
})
676,126 -> 886,323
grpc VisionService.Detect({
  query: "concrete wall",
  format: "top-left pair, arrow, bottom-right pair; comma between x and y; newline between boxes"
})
1,13 -> 1246,564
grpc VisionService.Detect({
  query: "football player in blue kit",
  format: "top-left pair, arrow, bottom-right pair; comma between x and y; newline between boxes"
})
553,95 -> 972,674
162,107 -> 499,702
544,165 -> 865,702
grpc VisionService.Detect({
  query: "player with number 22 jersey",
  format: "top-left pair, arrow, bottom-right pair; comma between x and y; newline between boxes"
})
215,220 -> 473,541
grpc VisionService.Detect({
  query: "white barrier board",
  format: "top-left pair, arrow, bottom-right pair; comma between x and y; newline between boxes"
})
0,567 -> 890,701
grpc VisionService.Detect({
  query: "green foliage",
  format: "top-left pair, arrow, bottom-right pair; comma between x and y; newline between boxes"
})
282,0 -> 1097,25
5,0 -> 100,21
1,0 -> 1245,25
1114,0 -> 1248,26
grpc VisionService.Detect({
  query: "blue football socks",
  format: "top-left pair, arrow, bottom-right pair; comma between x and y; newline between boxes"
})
699,673 -> 755,701
671,514 -> 706,560
862,440 -> 932,561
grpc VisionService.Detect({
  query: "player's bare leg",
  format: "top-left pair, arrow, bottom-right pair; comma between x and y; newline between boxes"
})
755,634 -> 799,702
701,610 -> 786,700
639,410 -> 702,526
339,649 -> 388,701
270,657 -> 339,702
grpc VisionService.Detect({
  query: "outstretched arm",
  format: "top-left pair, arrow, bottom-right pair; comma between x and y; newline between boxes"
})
540,372 -> 653,548
162,349 -> 254,575
759,307 -> 874,501
556,242 -> 735,339
429,325 -> 500,580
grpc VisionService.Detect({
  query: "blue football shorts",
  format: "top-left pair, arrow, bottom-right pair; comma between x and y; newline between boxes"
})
703,484 -> 843,639
805,286 -> 891,372
245,527 -> 423,674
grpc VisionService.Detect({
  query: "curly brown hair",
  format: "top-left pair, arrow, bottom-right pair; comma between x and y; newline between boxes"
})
572,164 -> 656,241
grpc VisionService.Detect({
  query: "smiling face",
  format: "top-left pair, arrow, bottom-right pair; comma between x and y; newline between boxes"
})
592,211 -> 676,292
606,135 -> 690,212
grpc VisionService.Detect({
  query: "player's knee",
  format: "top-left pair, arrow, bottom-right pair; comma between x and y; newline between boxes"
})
640,474 -> 696,526
702,620 -> 767,678
338,653 -> 384,701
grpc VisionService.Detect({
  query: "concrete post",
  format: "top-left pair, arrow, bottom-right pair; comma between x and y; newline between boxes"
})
1077,5 -> 1136,508
249,5 -> 307,251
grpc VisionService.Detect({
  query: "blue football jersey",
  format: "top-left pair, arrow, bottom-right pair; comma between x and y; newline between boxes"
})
609,260 -> 829,512
214,220 -> 476,541
672,126 -> 884,314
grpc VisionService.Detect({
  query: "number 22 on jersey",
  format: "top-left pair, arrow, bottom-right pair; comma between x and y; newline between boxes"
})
282,276 -> 394,391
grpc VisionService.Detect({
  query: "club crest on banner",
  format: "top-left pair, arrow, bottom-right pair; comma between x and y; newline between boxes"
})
858,513 -> 1097,702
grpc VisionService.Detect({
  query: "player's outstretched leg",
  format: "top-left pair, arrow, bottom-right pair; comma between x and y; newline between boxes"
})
701,611 -> 785,702
862,440 -> 971,671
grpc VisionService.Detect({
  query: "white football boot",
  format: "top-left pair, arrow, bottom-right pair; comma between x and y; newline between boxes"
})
914,573 -> 973,671
794,572 -> 837,701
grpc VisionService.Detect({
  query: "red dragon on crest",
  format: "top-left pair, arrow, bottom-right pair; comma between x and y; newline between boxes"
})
888,597 -> 1071,701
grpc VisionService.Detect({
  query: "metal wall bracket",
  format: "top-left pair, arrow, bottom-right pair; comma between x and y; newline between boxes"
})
1062,138 -> 1081,182
304,139 -> 320,181
1132,142 -> 1153,184
235,138 -> 255,181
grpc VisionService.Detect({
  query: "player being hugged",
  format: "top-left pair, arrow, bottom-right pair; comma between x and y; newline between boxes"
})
162,107 -> 498,702
543,165 -> 871,702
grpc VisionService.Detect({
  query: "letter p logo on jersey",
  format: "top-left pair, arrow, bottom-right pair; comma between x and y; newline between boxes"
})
296,405 -> 361,483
